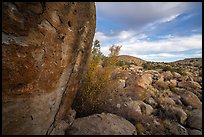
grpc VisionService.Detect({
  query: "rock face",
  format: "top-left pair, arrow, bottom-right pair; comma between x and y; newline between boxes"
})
2,2 -> 96,135
65,113 -> 136,135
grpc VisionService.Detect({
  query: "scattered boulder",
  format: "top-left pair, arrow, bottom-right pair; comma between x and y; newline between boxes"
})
179,75 -> 195,82
162,71 -> 173,81
171,96 -> 182,106
154,80 -> 169,90
65,113 -> 136,135
172,72 -> 181,79
163,120 -> 188,135
124,85 -> 150,101
121,100 -> 154,121
171,87 -> 186,95
156,96 -> 176,106
139,101 -> 154,116
113,79 -> 126,89
144,97 -> 157,108
180,91 -> 202,109
129,65 -> 143,72
135,73 -> 152,89
187,129 -> 202,135
178,81 -> 202,90
158,105 -> 187,125
187,109 -> 202,130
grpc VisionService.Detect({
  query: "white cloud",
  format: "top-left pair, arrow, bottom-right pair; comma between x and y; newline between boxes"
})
94,31 -> 202,62
130,53 -> 202,62
94,32 -> 109,41
119,34 -> 202,53
94,30 -> 135,42
160,14 -> 180,23
94,2 -> 201,62
96,2 -> 194,29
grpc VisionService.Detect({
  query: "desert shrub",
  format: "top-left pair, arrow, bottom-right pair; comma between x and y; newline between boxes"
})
168,83 -> 176,91
143,62 -> 155,70
161,65 -> 187,76
162,66 -> 172,71
116,60 -> 132,68
116,60 -> 126,66
73,41 -> 122,117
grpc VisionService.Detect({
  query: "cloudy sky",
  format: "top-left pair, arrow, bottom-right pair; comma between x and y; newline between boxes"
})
94,2 -> 202,62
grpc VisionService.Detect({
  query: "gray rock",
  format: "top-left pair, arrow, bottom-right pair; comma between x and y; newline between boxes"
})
163,120 -> 188,135
160,105 -> 187,125
187,129 -> 202,135
187,109 -> 202,130
66,113 -> 136,135
144,97 -> 157,107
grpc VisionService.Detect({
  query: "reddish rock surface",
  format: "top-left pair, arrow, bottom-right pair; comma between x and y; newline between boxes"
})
2,2 -> 96,135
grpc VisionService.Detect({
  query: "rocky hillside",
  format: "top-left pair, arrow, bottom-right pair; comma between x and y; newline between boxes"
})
71,57 -> 202,135
174,58 -> 202,65
117,55 -> 145,66
2,2 -> 96,135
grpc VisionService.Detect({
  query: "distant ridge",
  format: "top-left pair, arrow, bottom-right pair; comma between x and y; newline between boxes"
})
174,58 -> 202,63
117,55 -> 202,66
172,57 -> 202,67
117,55 -> 145,66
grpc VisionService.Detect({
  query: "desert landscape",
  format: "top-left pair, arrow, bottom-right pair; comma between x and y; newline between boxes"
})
2,2 -> 202,135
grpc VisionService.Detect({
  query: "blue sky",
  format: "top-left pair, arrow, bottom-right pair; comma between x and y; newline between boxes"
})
94,2 -> 202,62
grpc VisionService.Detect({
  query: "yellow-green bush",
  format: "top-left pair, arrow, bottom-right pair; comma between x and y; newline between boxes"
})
73,40 -> 122,117
168,83 -> 176,91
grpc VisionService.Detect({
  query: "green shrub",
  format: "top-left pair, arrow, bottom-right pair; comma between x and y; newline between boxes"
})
143,62 -> 156,70
162,66 -> 172,71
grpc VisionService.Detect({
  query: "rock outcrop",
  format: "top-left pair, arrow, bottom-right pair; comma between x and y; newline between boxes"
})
65,113 -> 137,135
2,2 -> 96,135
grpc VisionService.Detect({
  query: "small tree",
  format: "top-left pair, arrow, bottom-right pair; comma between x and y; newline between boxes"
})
103,45 -> 122,67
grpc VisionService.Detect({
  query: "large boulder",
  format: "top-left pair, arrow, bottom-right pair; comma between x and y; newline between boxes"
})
187,109 -> 202,130
2,2 -> 96,135
156,96 -> 176,106
178,81 -> 202,90
172,72 -> 181,79
180,91 -> 202,109
65,113 -> 137,135
135,73 -> 152,89
124,100 -> 154,116
159,105 -> 187,125
123,83 -> 150,101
